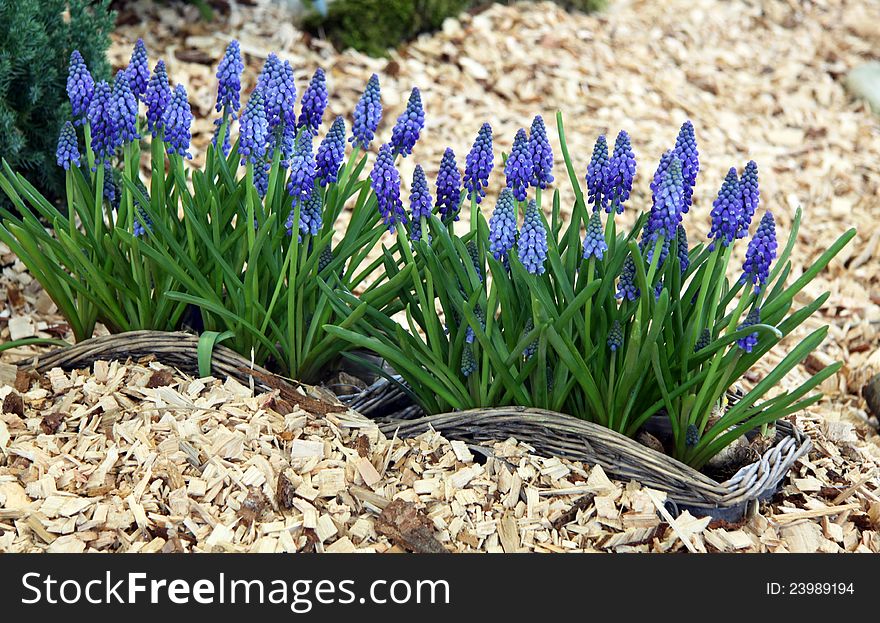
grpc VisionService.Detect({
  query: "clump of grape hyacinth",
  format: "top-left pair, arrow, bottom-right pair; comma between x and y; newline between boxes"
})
145,60 -> 171,136
316,117 -> 346,186
215,40 -> 244,117
67,50 -> 94,125
350,74 -> 381,150
55,122 -> 80,170
607,320 -> 622,352
162,84 -> 193,158
582,210 -> 607,261
673,121 -> 699,212
708,167 -> 743,250
87,81 -> 117,164
738,160 -> 759,238
488,188 -> 517,261
370,143 -> 405,232
126,39 -> 150,100
298,68 -> 328,134
409,165 -> 433,243
390,87 -> 424,157
528,115 -> 554,190
239,90 -> 269,165
518,200 -> 547,275
586,135 -> 609,212
257,54 -> 297,132
741,211 -> 777,293
436,148 -> 462,223
286,131 -> 316,203
463,123 -> 493,204
737,307 -> 761,353
505,128 -> 533,202
606,131 -> 636,214
113,71 -> 140,145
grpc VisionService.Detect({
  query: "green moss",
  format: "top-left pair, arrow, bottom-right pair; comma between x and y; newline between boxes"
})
0,0 -> 114,206
305,0 -> 605,57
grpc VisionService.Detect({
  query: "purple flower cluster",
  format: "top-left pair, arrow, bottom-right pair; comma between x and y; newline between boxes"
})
436,148 -> 462,223
215,40 -> 244,117
607,320 -> 623,352
286,131 -> 316,203
586,135 -> 609,211
409,165 -> 433,242
672,121 -> 699,212
113,71 -> 140,145
606,131 -> 636,214
257,54 -> 297,132
162,84 -> 193,158
350,74 -> 382,150
67,51 -> 94,124
298,68 -> 328,135
55,121 -> 81,170
737,160 -> 759,238
390,87 -> 424,157
463,123 -> 494,204
676,224 -> 689,273
316,117 -> 346,186
87,81 -> 117,164
505,128 -> 533,202
528,115 -> 554,190
737,307 -> 761,353
518,200 -> 547,275
461,343 -> 476,377
145,60 -> 171,136
238,90 -> 269,165
370,144 -> 405,232
708,167 -> 743,250
646,155 -> 685,245
126,39 -> 150,100
488,188 -> 517,261
582,210 -> 607,261
298,187 -> 323,238
616,255 -> 639,301
740,211 -> 777,292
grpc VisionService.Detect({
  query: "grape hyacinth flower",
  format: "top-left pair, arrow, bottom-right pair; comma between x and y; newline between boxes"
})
708,167 -> 744,250
673,121 -> 699,212
215,40 -> 244,117
126,39 -> 150,100
370,143 -> 405,232
676,224 -> 690,273
286,131 -> 316,204
87,81 -> 117,164
582,210 -> 607,261
737,307 -> 761,353
528,115 -> 554,190
55,122 -> 81,170
103,163 -> 119,209
488,188 -> 517,261
436,148 -> 462,223
586,135 -> 609,212
685,424 -> 700,448
350,74 -> 381,150
212,121 -> 231,156
113,71 -> 140,145
505,128 -> 532,202
162,84 -> 193,158
257,54 -> 297,132
67,50 -> 94,125
606,131 -> 636,214
740,211 -> 777,293
319,245 -> 334,272
518,200 -> 547,275
607,320 -> 623,352
254,161 -> 270,198
616,255 -> 639,301
316,117 -> 346,186
466,241 -> 482,283
298,68 -> 328,134
390,87 -> 424,157
409,165 -> 433,243
522,318 -> 538,360
461,343 -> 477,377
133,181 -> 152,237
644,157 -> 685,260
144,60 -> 171,136
694,328 -> 711,352
737,160 -> 759,239
288,186 -> 322,239
239,90 -> 269,165
463,123 -> 493,205
649,150 -> 674,211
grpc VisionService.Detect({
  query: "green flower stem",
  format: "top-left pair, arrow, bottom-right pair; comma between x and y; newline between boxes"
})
286,199 -> 303,373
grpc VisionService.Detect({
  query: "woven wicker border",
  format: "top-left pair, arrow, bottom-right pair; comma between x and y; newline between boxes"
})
17,331 -> 811,520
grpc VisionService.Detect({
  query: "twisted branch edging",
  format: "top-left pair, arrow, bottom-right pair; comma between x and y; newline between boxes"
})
16,331 -> 811,519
